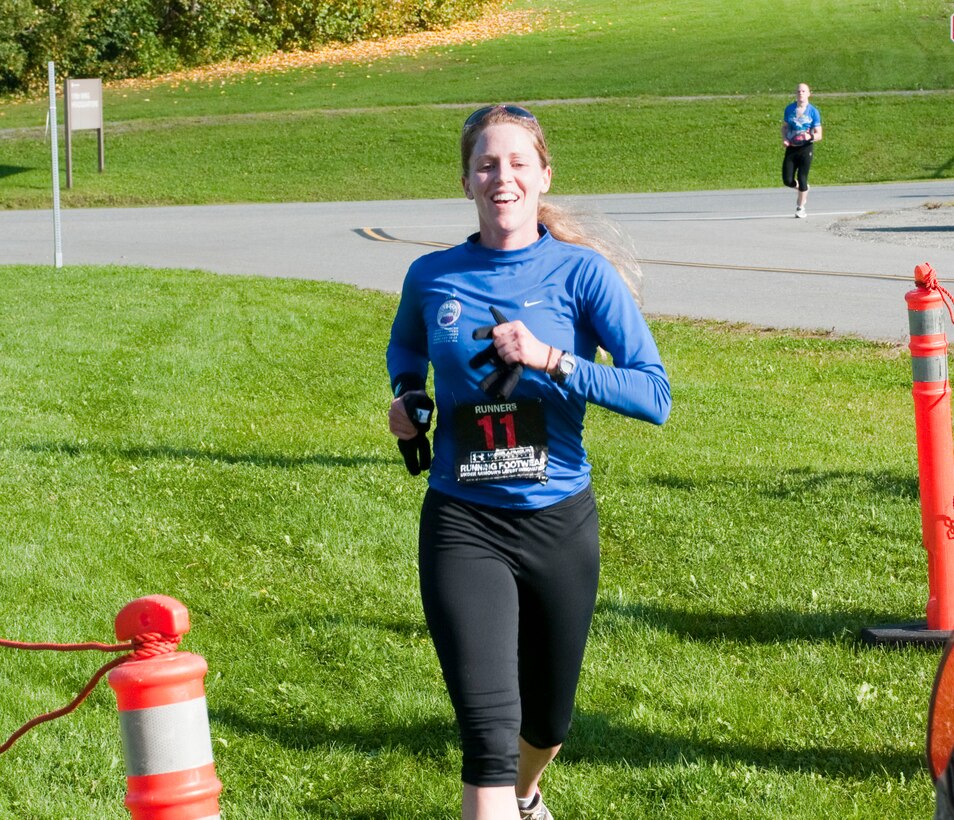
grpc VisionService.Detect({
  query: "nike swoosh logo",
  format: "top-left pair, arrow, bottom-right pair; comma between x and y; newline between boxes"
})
524,299 -> 543,307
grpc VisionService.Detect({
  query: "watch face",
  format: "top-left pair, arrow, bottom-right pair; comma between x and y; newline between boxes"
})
559,353 -> 576,376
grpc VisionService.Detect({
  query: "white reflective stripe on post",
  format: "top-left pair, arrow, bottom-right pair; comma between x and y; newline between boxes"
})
909,307 -> 945,337
119,697 -> 214,776
912,355 -> 949,384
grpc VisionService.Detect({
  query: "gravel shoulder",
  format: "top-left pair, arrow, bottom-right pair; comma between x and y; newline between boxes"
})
829,201 -> 954,253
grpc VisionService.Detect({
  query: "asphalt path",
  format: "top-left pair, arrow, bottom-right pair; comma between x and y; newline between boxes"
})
3,180 -> 954,342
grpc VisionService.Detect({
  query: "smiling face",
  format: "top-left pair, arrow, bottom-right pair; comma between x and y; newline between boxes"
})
462,123 -> 552,251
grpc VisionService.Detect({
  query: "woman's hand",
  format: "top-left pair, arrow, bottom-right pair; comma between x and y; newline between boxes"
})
490,320 -> 556,373
389,393 -> 421,440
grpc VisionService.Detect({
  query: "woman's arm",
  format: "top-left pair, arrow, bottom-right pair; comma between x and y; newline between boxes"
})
386,265 -> 431,437
569,261 -> 671,424
487,261 -> 672,424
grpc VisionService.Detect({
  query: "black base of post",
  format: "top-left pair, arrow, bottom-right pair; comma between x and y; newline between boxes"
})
859,621 -> 953,647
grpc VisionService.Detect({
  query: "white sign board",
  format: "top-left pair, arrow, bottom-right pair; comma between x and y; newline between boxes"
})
66,79 -> 103,131
63,78 -> 104,187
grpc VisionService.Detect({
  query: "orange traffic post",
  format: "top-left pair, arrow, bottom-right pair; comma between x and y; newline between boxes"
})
909,265 -> 954,632
107,595 -> 222,819
862,263 -> 954,646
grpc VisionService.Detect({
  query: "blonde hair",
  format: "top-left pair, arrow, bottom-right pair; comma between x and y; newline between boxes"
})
538,201 -> 643,305
461,105 -> 643,304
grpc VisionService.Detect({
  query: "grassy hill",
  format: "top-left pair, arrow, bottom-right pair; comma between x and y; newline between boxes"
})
1,0 -> 953,208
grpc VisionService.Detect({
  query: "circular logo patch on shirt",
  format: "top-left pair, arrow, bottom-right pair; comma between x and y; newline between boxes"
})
437,299 -> 462,328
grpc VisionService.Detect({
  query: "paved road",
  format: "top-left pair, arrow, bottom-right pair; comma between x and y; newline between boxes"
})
3,180 -> 954,342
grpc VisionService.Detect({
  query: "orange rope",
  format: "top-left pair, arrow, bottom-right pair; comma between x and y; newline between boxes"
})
0,639 -> 132,652
917,264 -> 954,325
130,632 -> 181,660
0,631 -> 181,754
0,655 -> 128,754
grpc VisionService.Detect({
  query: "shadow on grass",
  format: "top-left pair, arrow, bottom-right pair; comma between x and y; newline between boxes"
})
211,704 -> 457,761
22,440 -> 389,469
596,598 -> 920,646
928,157 -> 954,179
210,703 -> 923,782
279,610 -> 428,640
0,165 -> 32,179
565,711 -> 924,780
649,467 -> 918,501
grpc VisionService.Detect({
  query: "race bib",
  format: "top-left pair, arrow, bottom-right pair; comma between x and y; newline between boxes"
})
453,400 -> 549,484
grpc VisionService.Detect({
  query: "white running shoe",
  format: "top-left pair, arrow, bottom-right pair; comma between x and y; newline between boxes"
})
795,205 -> 807,219
519,791 -> 554,820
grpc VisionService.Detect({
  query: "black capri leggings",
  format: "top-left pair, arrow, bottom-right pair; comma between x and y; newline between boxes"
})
782,141 -> 814,192
418,485 -> 600,787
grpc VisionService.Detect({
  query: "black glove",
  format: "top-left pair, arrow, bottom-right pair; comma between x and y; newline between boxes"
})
470,306 -> 523,401
392,373 -> 434,476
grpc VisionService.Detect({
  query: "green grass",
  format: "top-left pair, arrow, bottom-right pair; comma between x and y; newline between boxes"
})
0,265 -> 937,817
0,1 -> 947,815
3,94 -> 954,208
2,0 -> 954,208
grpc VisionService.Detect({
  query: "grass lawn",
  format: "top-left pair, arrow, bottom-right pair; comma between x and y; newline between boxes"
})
4,93 -> 954,209
0,0 -> 949,816
0,265 -> 937,818
1,0 -> 954,208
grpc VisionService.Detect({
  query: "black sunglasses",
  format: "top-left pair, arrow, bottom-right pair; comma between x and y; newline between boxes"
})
463,104 -> 536,130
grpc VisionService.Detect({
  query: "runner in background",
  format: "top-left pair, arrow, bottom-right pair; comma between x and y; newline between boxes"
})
781,82 -> 823,218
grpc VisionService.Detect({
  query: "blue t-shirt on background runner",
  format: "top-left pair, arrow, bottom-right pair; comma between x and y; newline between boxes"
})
783,102 -> 821,144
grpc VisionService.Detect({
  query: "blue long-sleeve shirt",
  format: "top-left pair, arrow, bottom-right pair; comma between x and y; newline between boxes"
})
387,227 -> 671,509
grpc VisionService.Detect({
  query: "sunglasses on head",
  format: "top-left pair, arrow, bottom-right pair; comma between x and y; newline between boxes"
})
463,104 -> 536,130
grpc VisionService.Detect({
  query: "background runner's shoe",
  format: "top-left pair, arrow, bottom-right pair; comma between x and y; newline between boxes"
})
795,206 -> 807,218
519,791 -> 554,820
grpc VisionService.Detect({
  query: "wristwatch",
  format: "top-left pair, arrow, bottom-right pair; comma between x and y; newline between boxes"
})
552,351 -> 577,384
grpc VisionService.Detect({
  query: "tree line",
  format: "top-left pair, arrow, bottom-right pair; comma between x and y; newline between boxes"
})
0,0 -> 495,94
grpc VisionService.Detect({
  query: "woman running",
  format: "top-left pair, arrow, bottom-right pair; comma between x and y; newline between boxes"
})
781,82 -> 823,218
387,104 -> 671,820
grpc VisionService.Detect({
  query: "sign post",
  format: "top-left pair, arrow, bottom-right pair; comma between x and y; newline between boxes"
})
64,78 -> 104,189
47,62 -> 63,268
